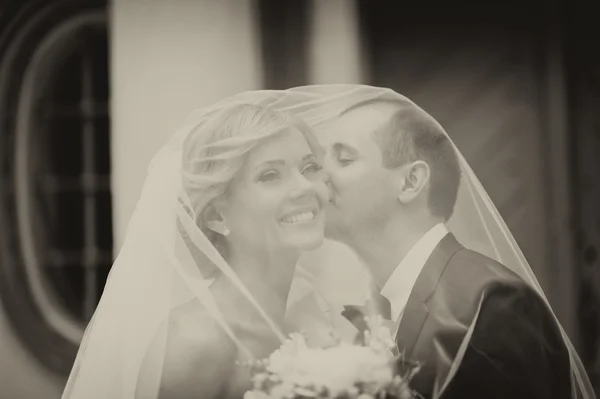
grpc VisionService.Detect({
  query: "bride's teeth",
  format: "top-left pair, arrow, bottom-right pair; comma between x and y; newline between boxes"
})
282,211 -> 315,224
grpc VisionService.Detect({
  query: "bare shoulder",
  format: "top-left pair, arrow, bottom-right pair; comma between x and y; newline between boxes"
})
167,299 -> 237,364
136,300 -> 236,399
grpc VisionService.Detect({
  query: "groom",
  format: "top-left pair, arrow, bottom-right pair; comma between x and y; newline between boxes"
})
321,98 -> 572,399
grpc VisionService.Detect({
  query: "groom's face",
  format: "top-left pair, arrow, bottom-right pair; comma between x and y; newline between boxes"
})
322,106 -> 400,242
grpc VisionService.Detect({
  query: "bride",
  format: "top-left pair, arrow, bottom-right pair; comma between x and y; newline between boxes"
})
137,103 -> 330,398
62,101 -> 331,399
61,85 -> 595,399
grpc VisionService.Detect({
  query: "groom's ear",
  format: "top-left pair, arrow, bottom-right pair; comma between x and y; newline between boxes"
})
397,160 -> 430,204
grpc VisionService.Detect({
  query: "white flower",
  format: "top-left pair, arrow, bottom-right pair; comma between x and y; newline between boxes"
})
246,328 -> 405,399
243,391 -> 270,399
269,342 -> 393,396
270,381 -> 296,399
252,373 -> 269,390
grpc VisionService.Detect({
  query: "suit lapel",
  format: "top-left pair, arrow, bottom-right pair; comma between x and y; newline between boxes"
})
396,233 -> 463,357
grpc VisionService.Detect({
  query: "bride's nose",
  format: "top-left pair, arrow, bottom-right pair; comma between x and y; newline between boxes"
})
288,173 -> 315,200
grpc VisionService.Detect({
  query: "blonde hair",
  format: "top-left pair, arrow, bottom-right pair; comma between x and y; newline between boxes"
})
181,103 -> 322,257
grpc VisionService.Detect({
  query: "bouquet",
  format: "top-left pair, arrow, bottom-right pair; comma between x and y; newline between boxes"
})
242,315 -> 421,399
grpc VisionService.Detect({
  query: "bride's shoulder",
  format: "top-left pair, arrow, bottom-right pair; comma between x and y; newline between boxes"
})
139,300 -> 236,398
167,299 -> 236,357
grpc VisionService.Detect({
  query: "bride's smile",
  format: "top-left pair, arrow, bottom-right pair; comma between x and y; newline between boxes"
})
280,206 -> 319,225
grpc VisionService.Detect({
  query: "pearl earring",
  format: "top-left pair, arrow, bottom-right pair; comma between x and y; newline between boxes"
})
222,226 -> 230,236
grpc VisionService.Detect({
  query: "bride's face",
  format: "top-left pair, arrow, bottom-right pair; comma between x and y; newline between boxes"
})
220,128 -> 328,254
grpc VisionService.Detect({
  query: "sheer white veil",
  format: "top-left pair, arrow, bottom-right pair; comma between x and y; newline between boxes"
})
61,84 -> 595,399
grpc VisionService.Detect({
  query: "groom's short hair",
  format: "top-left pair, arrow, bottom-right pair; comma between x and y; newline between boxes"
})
341,99 -> 461,221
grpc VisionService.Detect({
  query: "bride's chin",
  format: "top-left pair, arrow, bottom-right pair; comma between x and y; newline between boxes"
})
277,221 -> 325,252
300,237 -> 324,251
290,234 -> 325,252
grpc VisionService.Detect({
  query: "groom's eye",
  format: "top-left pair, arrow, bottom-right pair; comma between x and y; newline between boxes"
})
336,156 -> 354,166
335,148 -> 355,166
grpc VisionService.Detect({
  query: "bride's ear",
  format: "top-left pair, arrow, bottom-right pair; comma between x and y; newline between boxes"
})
203,202 -> 230,236
397,160 -> 430,204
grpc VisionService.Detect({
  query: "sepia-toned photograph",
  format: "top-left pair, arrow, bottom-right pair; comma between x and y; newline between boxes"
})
0,0 -> 598,398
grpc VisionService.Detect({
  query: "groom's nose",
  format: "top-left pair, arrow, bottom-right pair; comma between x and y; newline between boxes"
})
321,168 -> 331,184
320,169 -> 334,188
323,173 -> 336,200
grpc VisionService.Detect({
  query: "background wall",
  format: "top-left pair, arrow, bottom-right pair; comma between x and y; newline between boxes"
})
110,0 -> 263,249
0,308 -> 64,398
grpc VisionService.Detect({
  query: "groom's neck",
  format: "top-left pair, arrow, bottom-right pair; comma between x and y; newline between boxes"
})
351,217 -> 441,289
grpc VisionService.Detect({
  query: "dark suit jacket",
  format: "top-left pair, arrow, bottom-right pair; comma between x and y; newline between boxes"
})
395,233 -> 572,399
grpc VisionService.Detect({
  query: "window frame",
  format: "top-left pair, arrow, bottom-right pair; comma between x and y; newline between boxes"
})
0,0 -> 107,375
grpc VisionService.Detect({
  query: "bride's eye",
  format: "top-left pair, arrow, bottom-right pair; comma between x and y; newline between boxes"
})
258,170 -> 280,182
302,162 -> 323,175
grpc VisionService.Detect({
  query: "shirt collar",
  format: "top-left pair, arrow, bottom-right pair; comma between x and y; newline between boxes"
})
380,223 -> 449,321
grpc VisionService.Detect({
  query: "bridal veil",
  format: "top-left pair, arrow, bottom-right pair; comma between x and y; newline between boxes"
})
61,85 -> 595,399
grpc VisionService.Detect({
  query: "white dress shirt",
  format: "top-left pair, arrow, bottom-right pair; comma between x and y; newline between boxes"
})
380,223 -> 449,322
